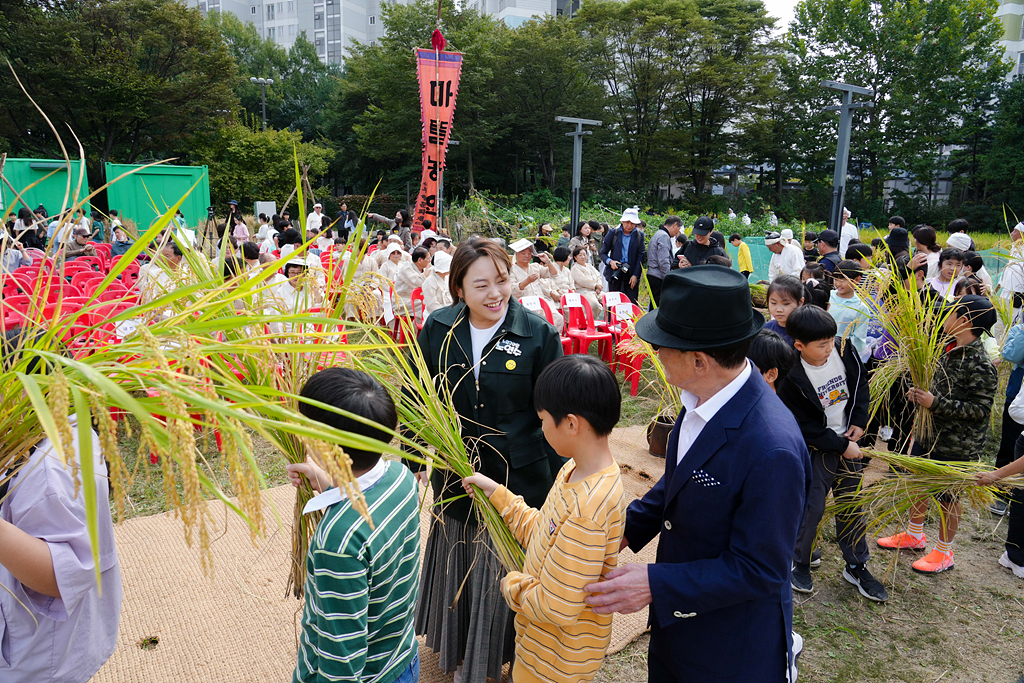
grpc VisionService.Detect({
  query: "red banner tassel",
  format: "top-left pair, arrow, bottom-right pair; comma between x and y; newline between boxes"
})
431,29 -> 446,52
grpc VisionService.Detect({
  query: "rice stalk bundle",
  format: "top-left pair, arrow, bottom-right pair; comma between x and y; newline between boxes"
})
614,315 -> 682,417
0,64 -> 428,599
825,449 -> 1024,538
853,268 -> 953,442
351,317 -> 526,573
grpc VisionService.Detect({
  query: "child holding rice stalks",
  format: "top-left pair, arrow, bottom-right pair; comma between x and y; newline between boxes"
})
463,355 -> 627,683
777,305 -> 889,602
878,295 -> 999,574
975,428 -> 1024,580
287,368 -> 421,683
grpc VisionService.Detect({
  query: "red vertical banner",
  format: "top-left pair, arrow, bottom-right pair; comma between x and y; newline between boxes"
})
414,48 -> 462,233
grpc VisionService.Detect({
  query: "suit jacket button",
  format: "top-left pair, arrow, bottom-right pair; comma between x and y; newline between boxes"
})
673,611 -> 684,618
664,520 -> 672,530
688,612 -> 697,617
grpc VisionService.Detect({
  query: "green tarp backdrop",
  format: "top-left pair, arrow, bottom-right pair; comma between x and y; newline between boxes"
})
104,163 -> 211,230
0,158 -> 91,218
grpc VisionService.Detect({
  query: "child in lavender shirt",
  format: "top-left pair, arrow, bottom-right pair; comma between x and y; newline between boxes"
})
0,412 -> 121,681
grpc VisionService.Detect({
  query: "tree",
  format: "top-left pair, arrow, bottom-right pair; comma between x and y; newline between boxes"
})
673,0 -> 777,198
782,0 -> 1009,216
0,0 -> 237,196
184,121 -> 334,210
494,17 -> 610,193
210,13 -> 341,141
578,0 -> 701,192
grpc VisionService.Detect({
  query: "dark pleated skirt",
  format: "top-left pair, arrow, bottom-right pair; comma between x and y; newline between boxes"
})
416,512 -> 515,683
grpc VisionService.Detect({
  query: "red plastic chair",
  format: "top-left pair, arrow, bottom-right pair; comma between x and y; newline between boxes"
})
71,271 -> 105,292
562,293 -> 613,360
410,287 -> 426,331
75,254 -> 106,273
521,296 -> 573,355
91,243 -> 112,261
600,291 -> 629,328
367,244 -> 378,255
607,302 -> 645,394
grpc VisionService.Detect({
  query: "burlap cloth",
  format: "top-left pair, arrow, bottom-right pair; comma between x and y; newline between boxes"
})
91,425 -> 663,683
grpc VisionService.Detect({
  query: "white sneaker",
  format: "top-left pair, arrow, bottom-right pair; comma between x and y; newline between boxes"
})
999,551 -> 1024,579
788,631 -> 803,682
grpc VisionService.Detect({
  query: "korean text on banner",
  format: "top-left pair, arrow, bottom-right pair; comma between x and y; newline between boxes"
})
413,48 -> 462,232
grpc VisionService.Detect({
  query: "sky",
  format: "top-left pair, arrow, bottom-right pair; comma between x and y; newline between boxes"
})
763,0 -> 797,34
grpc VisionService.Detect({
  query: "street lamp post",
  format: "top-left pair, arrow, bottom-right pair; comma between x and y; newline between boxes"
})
249,76 -> 274,131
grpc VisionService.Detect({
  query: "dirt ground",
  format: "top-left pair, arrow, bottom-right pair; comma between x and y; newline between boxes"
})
591,505 -> 1024,683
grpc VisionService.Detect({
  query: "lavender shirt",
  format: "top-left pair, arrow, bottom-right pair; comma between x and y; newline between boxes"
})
0,416 -> 121,682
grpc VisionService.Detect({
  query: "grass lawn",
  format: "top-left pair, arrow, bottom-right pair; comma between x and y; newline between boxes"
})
110,346 -> 1024,682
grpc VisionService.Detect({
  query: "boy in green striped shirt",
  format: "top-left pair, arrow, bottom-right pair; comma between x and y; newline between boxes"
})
287,368 -> 421,683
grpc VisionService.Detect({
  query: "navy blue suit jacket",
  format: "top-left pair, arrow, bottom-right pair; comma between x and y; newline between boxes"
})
599,227 -> 645,283
625,369 -> 810,681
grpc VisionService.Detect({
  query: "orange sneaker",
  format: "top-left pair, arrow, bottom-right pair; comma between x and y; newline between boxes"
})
876,532 -> 927,550
912,549 -> 955,574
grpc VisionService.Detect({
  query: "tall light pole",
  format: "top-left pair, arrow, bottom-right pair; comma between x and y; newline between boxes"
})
821,80 -> 873,234
249,76 -> 274,131
556,116 -> 602,236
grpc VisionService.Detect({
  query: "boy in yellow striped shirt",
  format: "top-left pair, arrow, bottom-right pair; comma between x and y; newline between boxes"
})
464,355 -> 626,683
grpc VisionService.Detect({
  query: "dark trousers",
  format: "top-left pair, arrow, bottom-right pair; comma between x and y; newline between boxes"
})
648,649 -> 683,683
997,366 -> 1024,470
648,275 -> 664,307
859,359 -> 914,454
608,273 -> 639,303
1008,436 -> 1024,566
794,448 -> 870,566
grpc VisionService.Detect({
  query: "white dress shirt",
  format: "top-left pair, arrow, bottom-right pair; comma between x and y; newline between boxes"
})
768,243 -> 805,281
676,360 -> 752,465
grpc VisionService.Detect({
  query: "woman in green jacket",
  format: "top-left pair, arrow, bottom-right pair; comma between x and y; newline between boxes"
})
413,237 -> 564,683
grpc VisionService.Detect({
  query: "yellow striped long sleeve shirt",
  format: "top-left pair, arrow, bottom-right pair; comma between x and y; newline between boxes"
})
489,459 -> 626,683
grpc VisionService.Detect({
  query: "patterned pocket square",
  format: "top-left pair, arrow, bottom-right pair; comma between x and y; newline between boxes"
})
692,469 -> 722,487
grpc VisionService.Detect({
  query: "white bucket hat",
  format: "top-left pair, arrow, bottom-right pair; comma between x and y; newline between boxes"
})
620,206 -> 641,225
945,232 -> 972,252
780,228 -> 794,243
384,243 -> 404,257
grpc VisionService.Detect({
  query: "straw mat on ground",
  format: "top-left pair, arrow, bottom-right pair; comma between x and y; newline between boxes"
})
91,426 -> 664,683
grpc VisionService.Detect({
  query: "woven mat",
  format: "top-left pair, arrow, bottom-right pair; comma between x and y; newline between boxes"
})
91,425 -> 664,683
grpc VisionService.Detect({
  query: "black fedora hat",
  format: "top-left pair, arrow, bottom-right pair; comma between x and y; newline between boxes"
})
635,265 -> 764,351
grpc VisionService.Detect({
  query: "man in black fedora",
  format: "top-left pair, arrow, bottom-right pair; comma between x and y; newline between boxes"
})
585,265 -> 810,683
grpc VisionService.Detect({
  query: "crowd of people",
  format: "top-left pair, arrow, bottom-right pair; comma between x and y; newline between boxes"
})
3,198 -> 1024,683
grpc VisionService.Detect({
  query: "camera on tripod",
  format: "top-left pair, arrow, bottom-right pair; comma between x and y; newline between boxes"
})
207,206 -> 215,220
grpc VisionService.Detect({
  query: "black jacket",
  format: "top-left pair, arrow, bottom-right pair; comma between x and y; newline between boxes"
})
411,297 -> 565,523
681,238 -> 726,266
777,338 -> 869,455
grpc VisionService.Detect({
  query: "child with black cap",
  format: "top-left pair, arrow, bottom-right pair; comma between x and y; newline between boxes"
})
878,295 -> 999,574
829,260 -> 874,361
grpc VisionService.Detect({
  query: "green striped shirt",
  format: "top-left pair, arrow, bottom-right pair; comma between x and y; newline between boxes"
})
294,461 -> 421,683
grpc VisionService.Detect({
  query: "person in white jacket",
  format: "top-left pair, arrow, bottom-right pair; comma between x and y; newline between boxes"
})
839,207 -> 859,258
766,231 -> 804,281
395,247 -> 431,314
422,251 -> 453,315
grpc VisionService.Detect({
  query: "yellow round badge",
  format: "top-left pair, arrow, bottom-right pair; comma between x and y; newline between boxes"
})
505,360 -> 516,370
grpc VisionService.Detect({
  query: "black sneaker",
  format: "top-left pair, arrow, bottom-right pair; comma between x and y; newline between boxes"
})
792,563 -> 813,593
988,499 -> 1009,516
842,563 -> 889,602
810,549 -> 822,568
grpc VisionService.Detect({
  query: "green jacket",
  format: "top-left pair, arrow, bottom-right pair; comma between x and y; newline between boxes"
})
921,337 -> 997,461
413,297 -> 565,523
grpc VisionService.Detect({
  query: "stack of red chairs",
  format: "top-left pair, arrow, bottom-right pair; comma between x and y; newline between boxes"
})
561,293 -> 613,361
